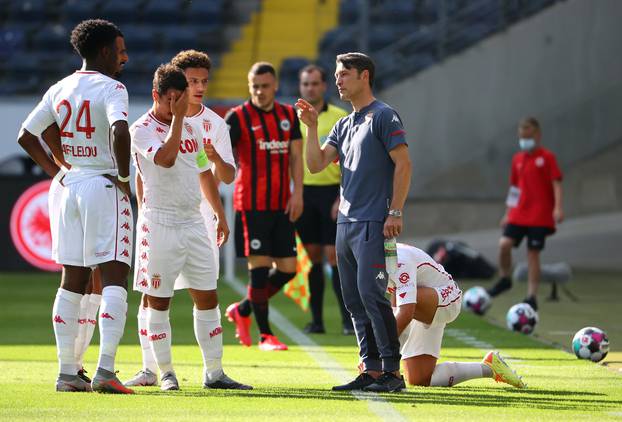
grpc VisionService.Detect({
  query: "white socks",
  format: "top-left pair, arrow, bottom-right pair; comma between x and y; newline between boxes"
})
430,362 -> 491,387
193,306 -> 223,383
97,286 -> 127,372
148,308 -> 173,374
52,288 -> 82,375
74,293 -> 101,371
138,305 -> 158,374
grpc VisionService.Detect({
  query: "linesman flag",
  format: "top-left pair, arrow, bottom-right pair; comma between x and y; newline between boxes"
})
283,234 -> 311,311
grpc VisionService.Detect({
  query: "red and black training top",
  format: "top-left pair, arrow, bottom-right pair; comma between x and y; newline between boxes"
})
226,100 -> 302,212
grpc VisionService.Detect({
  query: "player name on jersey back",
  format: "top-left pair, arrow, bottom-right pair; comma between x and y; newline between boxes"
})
21,71 -> 129,185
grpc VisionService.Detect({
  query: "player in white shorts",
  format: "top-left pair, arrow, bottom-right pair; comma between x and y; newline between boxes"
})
125,50 -> 239,388
379,243 -> 525,388
18,19 -> 135,394
129,64 -> 250,391
42,125 -> 103,385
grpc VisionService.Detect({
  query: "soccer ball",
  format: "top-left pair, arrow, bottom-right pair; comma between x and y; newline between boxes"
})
572,327 -> 609,362
506,303 -> 538,334
462,286 -> 491,315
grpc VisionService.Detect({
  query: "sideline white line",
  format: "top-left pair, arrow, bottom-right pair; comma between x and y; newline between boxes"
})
445,328 -> 495,352
225,277 -> 408,422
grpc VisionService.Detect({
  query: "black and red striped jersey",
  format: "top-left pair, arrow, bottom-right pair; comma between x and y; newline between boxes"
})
226,100 -> 302,211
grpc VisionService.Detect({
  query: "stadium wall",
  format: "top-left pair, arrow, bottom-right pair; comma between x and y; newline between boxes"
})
380,0 -> 622,236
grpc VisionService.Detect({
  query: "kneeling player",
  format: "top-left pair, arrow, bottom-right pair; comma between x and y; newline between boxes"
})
387,243 -> 525,388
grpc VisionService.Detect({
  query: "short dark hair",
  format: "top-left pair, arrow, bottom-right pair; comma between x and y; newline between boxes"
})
520,116 -> 541,130
70,19 -> 123,60
152,64 -> 188,96
299,64 -> 327,82
249,61 -> 276,78
336,52 -> 375,88
171,49 -> 212,72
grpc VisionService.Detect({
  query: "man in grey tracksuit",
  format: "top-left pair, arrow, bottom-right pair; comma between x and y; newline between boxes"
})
296,52 -> 412,392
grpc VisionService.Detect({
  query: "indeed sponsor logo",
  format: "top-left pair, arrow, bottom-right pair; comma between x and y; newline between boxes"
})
258,139 -> 288,153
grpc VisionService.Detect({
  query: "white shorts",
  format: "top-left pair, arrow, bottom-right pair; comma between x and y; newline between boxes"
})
134,215 -> 217,298
199,199 -> 219,273
48,176 -> 63,262
54,176 -> 133,267
400,282 -> 462,359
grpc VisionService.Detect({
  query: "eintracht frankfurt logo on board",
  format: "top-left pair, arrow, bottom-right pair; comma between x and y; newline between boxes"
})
280,119 -> 290,131
10,180 -> 61,272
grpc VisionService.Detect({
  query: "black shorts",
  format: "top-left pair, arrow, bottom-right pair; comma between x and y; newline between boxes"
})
503,223 -> 555,251
296,185 -> 339,246
235,210 -> 297,258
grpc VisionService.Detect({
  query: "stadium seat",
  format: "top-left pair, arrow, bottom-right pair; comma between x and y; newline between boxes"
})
0,27 -> 25,60
280,57 -> 310,80
339,0 -> 359,25
8,0 -> 48,24
375,1 -> 416,24
60,0 -> 101,26
100,0 -> 144,24
143,0 -> 184,24
184,0 -> 224,25
122,25 -> 162,54
31,24 -> 73,53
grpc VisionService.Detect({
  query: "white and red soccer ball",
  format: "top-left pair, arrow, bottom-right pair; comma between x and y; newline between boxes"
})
506,303 -> 538,335
572,327 -> 609,363
462,286 -> 491,315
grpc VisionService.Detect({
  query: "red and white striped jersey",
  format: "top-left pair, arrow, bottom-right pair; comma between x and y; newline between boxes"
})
21,70 -> 129,185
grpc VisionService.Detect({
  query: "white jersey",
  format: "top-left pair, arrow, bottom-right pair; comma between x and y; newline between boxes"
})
187,104 -> 236,217
388,243 -> 454,306
130,110 -> 211,226
21,71 -> 129,185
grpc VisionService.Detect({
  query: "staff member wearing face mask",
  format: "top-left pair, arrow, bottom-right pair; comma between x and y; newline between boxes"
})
487,117 -> 563,311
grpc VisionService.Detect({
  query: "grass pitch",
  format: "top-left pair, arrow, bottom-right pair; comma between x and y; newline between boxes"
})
0,272 -> 620,421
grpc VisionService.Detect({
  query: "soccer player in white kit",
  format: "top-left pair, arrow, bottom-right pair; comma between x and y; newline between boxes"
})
42,120 -> 104,386
17,19 -> 135,394
125,50 -> 238,388
382,243 -> 525,388
129,64 -> 250,391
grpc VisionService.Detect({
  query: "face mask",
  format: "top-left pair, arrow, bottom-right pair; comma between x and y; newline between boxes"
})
519,138 -> 536,151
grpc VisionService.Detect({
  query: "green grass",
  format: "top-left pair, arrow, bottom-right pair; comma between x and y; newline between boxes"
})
0,272 -> 621,421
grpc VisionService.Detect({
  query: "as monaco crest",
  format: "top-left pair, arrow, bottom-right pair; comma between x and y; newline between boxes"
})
151,273 -> 161,289
203,119 -> 212,132
10,180 -> 61,271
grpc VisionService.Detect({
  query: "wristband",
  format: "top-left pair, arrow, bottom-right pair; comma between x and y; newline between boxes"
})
117,174 -> 130,183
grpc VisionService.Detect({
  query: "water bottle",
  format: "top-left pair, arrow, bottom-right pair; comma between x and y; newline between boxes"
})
384,237 -> 398,281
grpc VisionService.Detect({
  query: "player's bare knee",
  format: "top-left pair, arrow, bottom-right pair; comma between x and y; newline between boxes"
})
304,244 -> 323,263
147,295 -> 171,311
98,261 -> 130,288
499,237 -> 513,250
275,257 -> 297,274
191,289 -> 218,310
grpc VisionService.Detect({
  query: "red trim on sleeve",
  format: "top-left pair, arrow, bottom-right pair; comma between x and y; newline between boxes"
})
390,130 -> 405,137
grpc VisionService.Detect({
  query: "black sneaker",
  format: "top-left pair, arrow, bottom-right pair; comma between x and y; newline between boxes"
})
522,295 -> 538,312
342,326 -> 355,336
204,373 -> 253,390
332,373 -> 376,391
363,372 -> 406,392
77,368 -> 91,384
304,322 -> 325,334
487,277 -> 513,297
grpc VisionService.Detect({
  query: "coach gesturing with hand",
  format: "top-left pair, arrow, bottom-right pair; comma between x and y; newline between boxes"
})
297,52 -> 411,393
